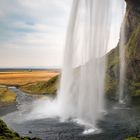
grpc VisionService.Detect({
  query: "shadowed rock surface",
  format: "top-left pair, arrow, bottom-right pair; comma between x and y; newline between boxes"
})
0,119 -> 41,140
106,0 -> 140,99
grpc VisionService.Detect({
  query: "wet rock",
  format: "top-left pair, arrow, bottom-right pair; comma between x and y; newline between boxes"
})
106,0 -> 140,99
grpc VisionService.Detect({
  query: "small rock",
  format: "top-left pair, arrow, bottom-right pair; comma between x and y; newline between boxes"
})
29,130 -> 32,134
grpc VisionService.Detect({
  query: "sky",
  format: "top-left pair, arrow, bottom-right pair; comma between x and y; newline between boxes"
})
0,0 -> 125,68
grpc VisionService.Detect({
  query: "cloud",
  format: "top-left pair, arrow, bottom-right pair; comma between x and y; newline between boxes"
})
0,0 -> 125,68
0,0 -> 72,67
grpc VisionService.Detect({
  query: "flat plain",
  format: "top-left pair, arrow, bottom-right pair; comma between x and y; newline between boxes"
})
0,70 -> 59,86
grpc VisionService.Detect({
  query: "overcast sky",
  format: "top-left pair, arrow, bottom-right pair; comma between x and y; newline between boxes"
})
0,0 -> 125,68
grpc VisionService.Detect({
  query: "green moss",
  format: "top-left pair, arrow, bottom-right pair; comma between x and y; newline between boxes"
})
0,119 -> 41,140
108,55 -> 119,68
124,137 -> 140,140
105,21 -> 140,98
135,90 -> 140,96
105,74 -> 117,94
129,82 -> 140,97
132,82 -> 140,87
107,47 -> 120,71
126,22 -> 140,59
20,75 -> 59,95
105,47 -> 120,99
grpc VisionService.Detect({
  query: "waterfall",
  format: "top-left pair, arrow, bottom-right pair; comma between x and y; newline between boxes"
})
119,26 -> 126,103
57,0 -> 126,129
118,5 -> 126,103
57,0 -> 113,129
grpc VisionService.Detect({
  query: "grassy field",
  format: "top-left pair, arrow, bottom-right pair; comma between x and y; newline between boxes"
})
0,86 -> 16,104
0,70 -> 59,103
20,75 -> 59,95
0,70 -> 59,86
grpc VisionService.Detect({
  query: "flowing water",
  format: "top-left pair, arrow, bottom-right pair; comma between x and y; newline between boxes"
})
118,4 -> 127,103
57,0 -> 125,130
57,0 -> 112,130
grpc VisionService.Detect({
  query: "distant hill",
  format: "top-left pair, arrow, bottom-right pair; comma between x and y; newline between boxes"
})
0,67 -> 60,72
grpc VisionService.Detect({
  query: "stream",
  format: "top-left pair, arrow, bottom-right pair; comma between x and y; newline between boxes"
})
0,87 -> 140,140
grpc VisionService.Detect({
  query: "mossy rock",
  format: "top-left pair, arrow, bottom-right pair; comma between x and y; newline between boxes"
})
20,75 -> 59,95
105,74 -> 117,98
125,137 -> 140,140
129,82 -> 140,97
105,46 -> 120,99
105,20 -> 140,99
126,22 -> 140,60
0,119 -> 41,140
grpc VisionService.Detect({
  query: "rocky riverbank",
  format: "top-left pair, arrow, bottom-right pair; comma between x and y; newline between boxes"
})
0,119 -> 41,140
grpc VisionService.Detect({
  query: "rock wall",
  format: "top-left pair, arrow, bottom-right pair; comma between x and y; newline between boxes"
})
106,0 -> 140,99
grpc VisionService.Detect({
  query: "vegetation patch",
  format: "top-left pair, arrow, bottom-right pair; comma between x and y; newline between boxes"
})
0,86 -> 16,105
105,21 -> 140,99
20,75 -> 59,95
105,74 -> 117,96
129,82 -> 140,97
126,22 -> 140,60
0,119 -> 41,140
125,137 -> 140,140
0,71 -> 58,86
105,47 -> 120,99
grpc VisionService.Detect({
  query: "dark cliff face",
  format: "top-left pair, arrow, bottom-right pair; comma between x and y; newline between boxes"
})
124,0 -> 140,98
106,0 -> 140,99
125,0 -> 140,8
124,0 -> 140,79
124,0 -> 140,43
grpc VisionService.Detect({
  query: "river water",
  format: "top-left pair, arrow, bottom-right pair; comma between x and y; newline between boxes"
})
1,87 -> 140,140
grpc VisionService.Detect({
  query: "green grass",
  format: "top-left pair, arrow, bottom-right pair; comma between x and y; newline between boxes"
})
20,75 -> 59,95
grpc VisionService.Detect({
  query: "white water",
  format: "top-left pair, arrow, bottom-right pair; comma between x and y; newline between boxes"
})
57,0 -> 113,128
57,0 -> 126,129
57,0 -> 116,129
3,0 -> 126,133
118,4 -> 126,103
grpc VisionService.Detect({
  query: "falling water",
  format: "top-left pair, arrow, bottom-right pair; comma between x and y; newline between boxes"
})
57,0 -> 126,130
119,28 -> 126,103
118,4 -> 126,103
57,0 -> 113,130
